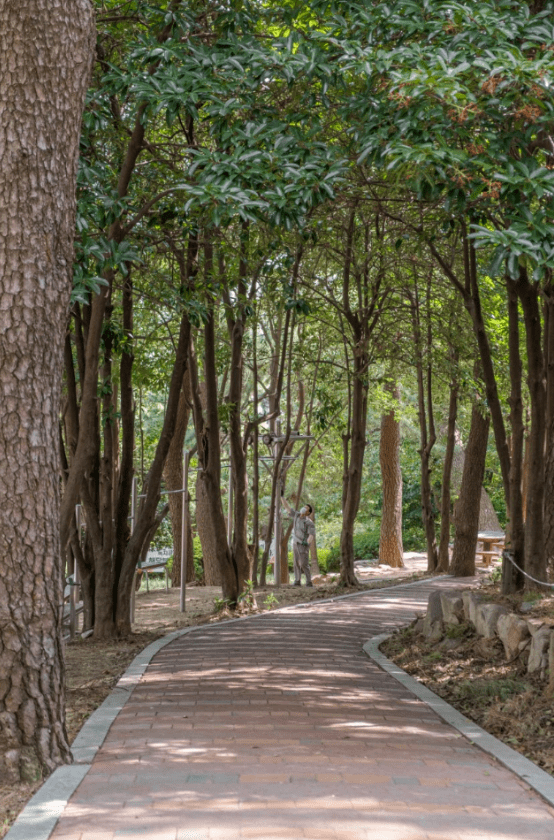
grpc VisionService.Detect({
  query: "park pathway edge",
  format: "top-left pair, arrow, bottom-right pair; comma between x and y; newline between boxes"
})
364,634 -> 554,809
7,574 -> 553,839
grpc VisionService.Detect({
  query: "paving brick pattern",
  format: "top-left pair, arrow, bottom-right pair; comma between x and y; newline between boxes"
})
51,579 -> 554,839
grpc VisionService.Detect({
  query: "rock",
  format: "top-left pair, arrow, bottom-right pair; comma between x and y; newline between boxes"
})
497,613 -> 531,660
462,590 -> 482,626
527,619 -> 547,636
422,619 -> 444,642
412,617 -> 425,635
520,602 -> 535,614
439,636 -> 465,652
425,590 -> 443,623
440,591 -> 464,626
528,626 -> 551,676
475,603 -> 508,639
422,591 -> 444,641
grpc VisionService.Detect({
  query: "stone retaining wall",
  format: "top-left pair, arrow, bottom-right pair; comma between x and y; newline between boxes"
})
417,589 -> 554,684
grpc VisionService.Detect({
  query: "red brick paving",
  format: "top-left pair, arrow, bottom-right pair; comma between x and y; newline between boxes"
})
51,579 -> 554,839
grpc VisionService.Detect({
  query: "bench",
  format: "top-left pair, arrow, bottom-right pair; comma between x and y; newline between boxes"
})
138,559 -> 170,592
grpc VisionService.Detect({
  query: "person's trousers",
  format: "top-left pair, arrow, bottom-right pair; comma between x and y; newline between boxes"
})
293,542 -> 312,585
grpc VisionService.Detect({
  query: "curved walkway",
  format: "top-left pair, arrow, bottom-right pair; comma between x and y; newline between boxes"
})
43,579 -> 554,838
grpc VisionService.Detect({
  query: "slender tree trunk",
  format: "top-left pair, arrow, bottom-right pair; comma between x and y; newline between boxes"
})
438,371 -> 458,572
504,277 -> 525,592
429,233 -> 512,506
517,267 -> 547,588
164,370 -> 194,586
189,240 -> 237,603
543,279 -> 554,572
251,311 -> 261,584
450,403 -> 490,577
114,308 -> 192,635
0,0 -> 95,782
340,350 -> 368,585
379,381 -> 404,567
409,283 -> 438,572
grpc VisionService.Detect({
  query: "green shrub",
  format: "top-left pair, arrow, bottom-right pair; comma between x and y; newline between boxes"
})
193,537 -> 204,581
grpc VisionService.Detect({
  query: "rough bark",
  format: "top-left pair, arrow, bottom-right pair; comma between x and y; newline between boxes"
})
450,404 -> 490,577
379,382 -> 404,567
0,0 -> 95,782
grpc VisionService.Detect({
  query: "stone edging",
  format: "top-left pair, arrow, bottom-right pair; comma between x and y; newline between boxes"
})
364,634 -> 554,809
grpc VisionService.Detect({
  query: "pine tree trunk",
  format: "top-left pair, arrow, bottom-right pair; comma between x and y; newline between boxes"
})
0,0 -> 95,782
379,383 -> 404,567
450,404 -> 490,577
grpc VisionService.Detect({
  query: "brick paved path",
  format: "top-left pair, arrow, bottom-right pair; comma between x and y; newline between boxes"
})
51,579 -> 554,840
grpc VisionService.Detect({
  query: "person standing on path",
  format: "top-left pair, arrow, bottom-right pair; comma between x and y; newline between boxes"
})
282,496 -> 316,587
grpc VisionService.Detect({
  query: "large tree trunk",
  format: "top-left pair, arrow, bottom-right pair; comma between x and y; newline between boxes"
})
379,382 -> 404,568
0,0 -> 95,782
450,403 -> 490,577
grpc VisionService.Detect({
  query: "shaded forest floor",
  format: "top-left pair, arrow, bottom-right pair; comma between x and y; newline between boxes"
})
382,578 -> 554,779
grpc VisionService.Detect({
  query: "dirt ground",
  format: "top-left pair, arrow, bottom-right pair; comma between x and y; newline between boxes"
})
382,578 -> 554,779
0,561 -> 429,837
